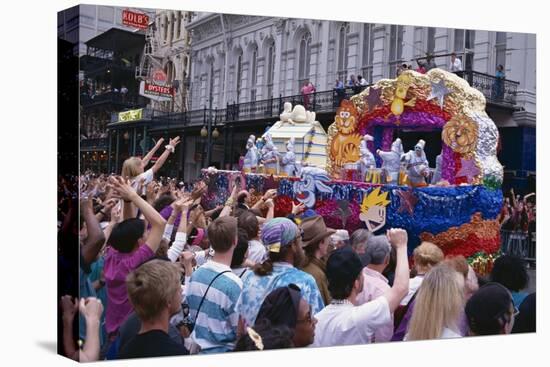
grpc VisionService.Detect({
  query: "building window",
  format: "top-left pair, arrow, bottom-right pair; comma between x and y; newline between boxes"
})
209,62 -> 215,108
236,51 -> 243,103
176,12 -> 182,39
266,40 -> 275,100
337,23 -> 350,82
250,45 -> 258,101
163,15 -> 168,42
251,46 -> 258,85
427,27 -> 436,55
298,31 -> 312,90
389,25 -> 404,78
454,29 -> 475,70
495,32 -> 507,70
169,12 -> 175,43
361,23 -> 375,84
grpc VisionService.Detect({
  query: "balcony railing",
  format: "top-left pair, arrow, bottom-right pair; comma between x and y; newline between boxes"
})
80,91 -> 144,107
80,137 -> 109,150
455,70 -> 519,106
108,70 -> 519,131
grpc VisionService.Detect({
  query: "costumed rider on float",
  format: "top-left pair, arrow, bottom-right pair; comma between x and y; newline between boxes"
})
377,137 -> 404,184
243,135 -> 259,173
260,133 -> 280,175
281,137 -> 298,177
402,139 -> 430,187
358,134 -> 377,183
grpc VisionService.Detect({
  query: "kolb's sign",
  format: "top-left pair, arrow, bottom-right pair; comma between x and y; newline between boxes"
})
122,9 -> 149,29
118,108 -> 143,122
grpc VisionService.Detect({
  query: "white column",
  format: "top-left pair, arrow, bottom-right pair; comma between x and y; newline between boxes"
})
272,26 -> 284,98
317,21 -> 331,90
508,32 -> 536,113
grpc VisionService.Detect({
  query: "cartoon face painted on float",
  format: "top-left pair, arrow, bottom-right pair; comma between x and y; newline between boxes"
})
359,187 -> 391,232
293,167 -> 333,208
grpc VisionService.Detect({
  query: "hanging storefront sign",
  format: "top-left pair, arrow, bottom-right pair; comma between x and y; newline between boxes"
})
122,9 -> 149,29
139,81 -> 174,102
152,69 -> 168,86
118,108 -> 143,122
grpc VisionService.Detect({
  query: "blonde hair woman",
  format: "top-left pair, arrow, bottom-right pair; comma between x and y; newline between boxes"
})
400,241 -> 444,305
392,242 -> 445,341
406,263 -> 465,340
120,136 -> 180,193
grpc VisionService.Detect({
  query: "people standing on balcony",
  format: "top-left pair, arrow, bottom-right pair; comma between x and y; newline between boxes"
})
425,54 -> 437,72
415,60 -> 427,74
347,74 -> 358,89
357,75 -> 368,91
301,79 -> 316,110
493,64 -> 506,100
334,79 -> 345,106
449,52 -> 463,72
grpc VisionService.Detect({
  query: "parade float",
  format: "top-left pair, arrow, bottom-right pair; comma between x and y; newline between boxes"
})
202,69 -> 503,274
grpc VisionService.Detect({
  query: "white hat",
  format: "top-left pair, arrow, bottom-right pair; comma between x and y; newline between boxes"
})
415,139 -> 426,150
331,229 -> 350,243
364,134 -> 374,142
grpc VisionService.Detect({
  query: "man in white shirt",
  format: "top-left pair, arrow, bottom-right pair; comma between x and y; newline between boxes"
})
449,52 -> 463,72
312,229 -> 409,347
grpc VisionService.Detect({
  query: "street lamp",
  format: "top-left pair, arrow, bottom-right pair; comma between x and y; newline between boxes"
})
212,127 -> 220,140
200,125 -> 208,138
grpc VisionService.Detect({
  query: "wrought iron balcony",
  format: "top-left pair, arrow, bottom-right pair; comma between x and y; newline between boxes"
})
80,137 -> 109,150
454,70 -> 519,106
114,70 -> 519,131
81,91 -> 145,108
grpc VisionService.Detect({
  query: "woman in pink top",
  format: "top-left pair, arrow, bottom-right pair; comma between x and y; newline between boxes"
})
301,80 -> 316,110
103,177 -> 168,337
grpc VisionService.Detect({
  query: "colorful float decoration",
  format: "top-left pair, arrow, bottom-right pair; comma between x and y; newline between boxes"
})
201,69 -> 504,258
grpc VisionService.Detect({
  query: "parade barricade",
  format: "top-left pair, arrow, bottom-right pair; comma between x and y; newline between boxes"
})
500,229 -> 536,265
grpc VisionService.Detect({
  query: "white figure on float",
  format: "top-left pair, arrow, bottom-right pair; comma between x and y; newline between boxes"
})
359,134 -> 376,181
377,138 -> 403,184
243,135 -> 258,172
281,137 -> 298,177
405,139 -> 430,187
432,153 -> 443,185
261,133 -> 280,175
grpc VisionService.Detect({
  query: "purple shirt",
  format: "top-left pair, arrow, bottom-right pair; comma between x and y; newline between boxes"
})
104,244 -> 155,334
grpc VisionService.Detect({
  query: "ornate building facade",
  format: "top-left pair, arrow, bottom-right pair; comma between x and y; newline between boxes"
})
186,14 -> 535,125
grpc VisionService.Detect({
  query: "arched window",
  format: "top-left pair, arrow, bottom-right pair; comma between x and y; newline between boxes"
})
298,31 -> 312,89
209,62 -> 215,108
235,50 -> 243,103
266,39 -> 275,100
163,15 -> 168,42
250,45 -> 258,101
337,23 -> 350,82
176,12 -> 182,39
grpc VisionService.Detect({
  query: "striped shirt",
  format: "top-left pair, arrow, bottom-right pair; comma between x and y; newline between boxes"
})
186,260 -> 243,354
